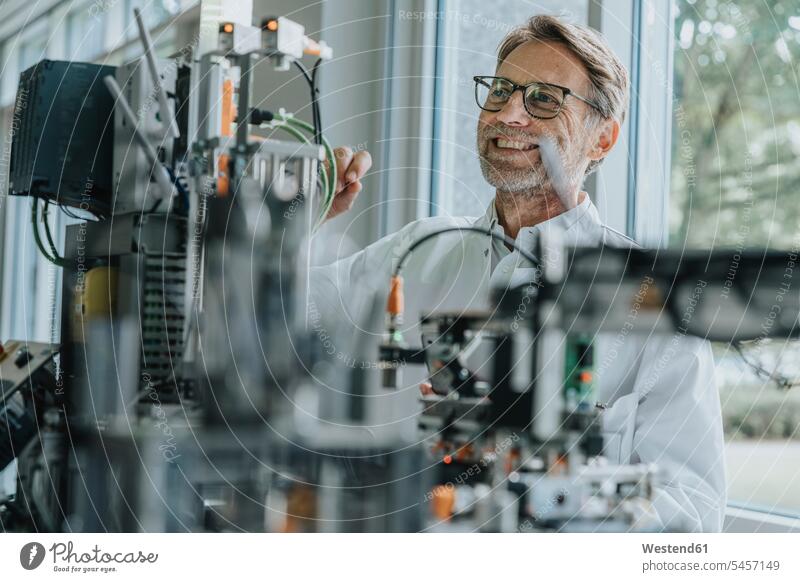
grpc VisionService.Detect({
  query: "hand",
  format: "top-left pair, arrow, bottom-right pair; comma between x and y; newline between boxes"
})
420,381 -> 435,396
324,146 -> 372,221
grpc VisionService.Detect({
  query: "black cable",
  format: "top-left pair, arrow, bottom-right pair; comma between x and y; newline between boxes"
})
31,199 -> 68,268
734,342 -> 800,390
311,58 -> 323,145
292,59 -> 313,84
59,203 -> 102,222
41,201 -> 64,262
393,226 -> 541,278
148,198 -> 163,213
60,205 -> 88,221
145,167 -> 188,214
293,59 -> 322,145
59,205 -> 81,220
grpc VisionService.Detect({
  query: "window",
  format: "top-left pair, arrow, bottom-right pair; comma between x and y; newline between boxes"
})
431,1 -> 590,219
0,22 -> 53,342
0,2 -> 187,342
124,0 -> 183,40
670,0 -> 800,516
65,4 -> 107,61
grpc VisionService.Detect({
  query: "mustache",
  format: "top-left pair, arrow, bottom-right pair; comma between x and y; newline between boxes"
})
478,124 -> 540,142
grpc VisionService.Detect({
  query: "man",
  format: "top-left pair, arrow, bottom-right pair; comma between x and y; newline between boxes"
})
314,15 -> 725,532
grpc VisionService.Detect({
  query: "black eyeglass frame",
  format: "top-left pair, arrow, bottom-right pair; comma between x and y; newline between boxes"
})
473,75 -> 604,119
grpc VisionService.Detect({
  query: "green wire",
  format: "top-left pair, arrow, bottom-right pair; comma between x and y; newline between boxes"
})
270,121 -> 310,145
273,114 -> 336,209
284,119 -> 336,218
270,115 -> 337,231
283,115 -> 337,203
269,122 -> 330,229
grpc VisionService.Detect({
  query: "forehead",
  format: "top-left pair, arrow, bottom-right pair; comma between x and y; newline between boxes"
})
496,40 -> 591,91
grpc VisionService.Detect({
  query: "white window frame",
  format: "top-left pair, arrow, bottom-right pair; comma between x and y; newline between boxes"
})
590,0 -> 673,246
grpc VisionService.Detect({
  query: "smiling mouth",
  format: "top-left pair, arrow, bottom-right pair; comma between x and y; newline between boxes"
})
492,137 -> 539,151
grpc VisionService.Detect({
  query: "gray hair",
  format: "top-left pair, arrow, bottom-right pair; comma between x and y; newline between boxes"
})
496,15 -> 629,174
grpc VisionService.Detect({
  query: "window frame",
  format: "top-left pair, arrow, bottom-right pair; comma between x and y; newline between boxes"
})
633,0 -> 800,521
376,0 -> 439,238
425,0 -> 644,235
0,17 -> 57,342
425,0 -> 800,523
0,1 -> 199,342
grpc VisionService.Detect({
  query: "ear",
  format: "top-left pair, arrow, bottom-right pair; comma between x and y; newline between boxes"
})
587,118 -> 620,162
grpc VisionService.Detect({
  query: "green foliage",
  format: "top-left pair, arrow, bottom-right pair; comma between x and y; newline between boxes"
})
713,343 -> 800,439
719,378 -> 800,439
673,3 -> 800,441
670,0 -> 800,248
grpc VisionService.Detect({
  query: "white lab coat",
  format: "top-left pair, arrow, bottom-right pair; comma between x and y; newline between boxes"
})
310,195 -> 726,532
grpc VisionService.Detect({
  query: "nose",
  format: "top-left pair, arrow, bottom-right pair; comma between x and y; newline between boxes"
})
493,89 -> 530,127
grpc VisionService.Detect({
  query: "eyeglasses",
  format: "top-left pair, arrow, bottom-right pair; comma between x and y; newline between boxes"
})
473,75 -> 604,120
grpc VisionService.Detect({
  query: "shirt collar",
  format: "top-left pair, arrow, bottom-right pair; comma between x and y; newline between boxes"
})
480,192 -> 600,238
479,194 -> 602,286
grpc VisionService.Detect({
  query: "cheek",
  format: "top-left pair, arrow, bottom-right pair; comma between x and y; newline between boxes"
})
478,109 -> 496,129
533,117 -> 564,142
553,117 -> 586,153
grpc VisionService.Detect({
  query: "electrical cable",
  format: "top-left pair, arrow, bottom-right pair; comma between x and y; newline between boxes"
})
291,58 -> 330,226
393,226 -> 541,278
268,121 -> 330,214
311,57 -> 323,145
59,205 -> 80,219
292,60 -> 313,84
41,201 -> 63,262
734,342 -> 800,390
31,199 -> 68,268
253,63 -> 336,229
270,113 -> 336,230
293,59 -> 321,145
58,204 -> 93,221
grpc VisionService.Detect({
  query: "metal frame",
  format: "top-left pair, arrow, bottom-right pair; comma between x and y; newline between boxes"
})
377,0 -> 438,237
629,0 -> 674,247
586,0 -> 637,236
724,502 -> 800,533
588,0 -> 673,246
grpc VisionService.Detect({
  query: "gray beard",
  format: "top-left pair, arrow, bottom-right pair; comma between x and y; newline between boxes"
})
476,126 -> 581,198
477,154 -> 550,196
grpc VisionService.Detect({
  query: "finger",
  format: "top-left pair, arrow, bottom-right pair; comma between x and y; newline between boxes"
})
333,188 -> 359,211
345,150 -> 372,183
420,382 -> 434,396
326,185 -> 362,220
333,146 -> 354,188
341,180 -> 362,196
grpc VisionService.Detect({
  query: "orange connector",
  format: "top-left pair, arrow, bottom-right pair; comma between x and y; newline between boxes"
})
387,275 -> 404,317
221,79 -> 235,138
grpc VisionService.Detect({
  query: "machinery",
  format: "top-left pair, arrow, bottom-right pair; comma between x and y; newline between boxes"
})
1,2 -> 798,534
379,234 -> 800,532
1,4 -> 423,533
